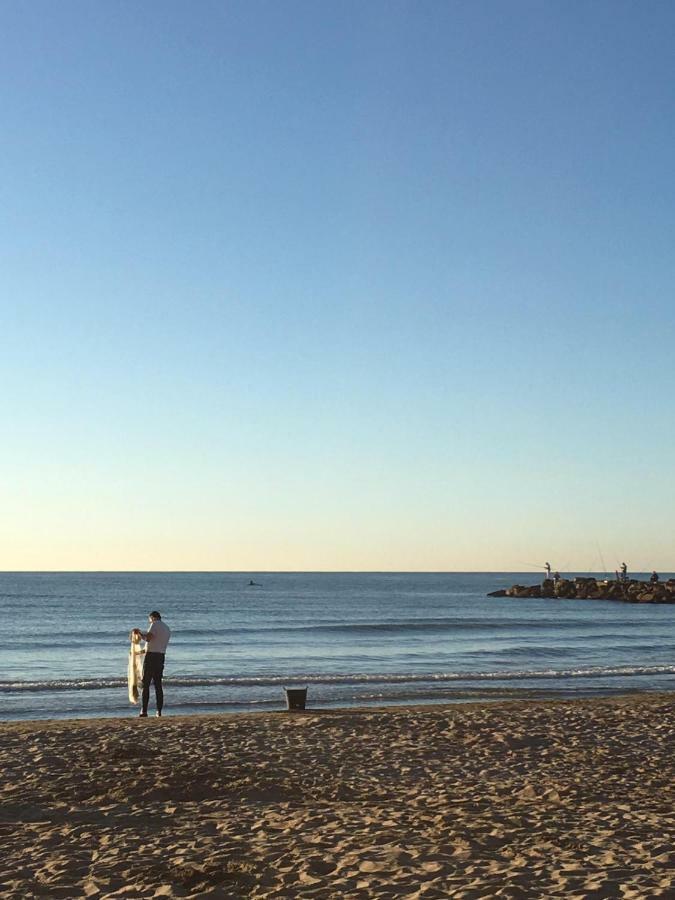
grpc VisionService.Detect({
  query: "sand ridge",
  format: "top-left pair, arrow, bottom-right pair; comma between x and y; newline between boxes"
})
1,695 -> 674,898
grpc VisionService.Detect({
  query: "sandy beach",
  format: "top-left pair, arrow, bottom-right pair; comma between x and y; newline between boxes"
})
1,695 -> 674,899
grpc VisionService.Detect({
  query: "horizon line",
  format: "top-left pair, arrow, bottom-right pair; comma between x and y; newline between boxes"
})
0,569 -> 667,575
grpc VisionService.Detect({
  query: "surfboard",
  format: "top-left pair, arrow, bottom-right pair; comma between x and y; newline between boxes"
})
128,634 -> 145,704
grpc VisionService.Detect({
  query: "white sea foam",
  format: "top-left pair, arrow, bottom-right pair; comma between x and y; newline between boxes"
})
2,664 -> 675,693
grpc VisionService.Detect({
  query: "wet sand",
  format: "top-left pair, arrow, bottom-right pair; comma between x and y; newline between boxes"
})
1,694 -> 674,898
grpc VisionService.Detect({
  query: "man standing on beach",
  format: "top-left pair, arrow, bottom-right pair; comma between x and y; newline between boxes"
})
134,611 -> 171,718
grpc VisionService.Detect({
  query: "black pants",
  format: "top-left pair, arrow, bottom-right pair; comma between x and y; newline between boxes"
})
142,652 -> 165,714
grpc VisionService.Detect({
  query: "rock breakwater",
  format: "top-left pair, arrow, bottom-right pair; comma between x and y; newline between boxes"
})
488,578 -> 675,603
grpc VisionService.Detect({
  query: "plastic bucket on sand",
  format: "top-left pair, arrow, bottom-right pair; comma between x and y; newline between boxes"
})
284,687 -> 308,711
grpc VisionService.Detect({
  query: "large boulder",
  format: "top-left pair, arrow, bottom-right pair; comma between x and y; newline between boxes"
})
574,577 -> 598,599
541,578 -> 555,598
625,582 -> 644,602
554,579 -> 576,598
506,584 -> 542,598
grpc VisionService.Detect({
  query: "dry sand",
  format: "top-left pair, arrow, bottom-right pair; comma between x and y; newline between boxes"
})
1,694 -> 674,899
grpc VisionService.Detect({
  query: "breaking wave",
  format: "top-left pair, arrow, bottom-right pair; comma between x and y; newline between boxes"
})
2,664 -> 675,694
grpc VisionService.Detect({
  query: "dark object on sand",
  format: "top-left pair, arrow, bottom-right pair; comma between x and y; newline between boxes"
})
284,687 -> 308,711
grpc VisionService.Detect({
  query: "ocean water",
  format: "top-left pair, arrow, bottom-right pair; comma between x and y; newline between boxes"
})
1,572 -> 674,721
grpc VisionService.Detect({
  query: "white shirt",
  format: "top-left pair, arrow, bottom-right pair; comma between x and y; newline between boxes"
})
146,619 -> 171,653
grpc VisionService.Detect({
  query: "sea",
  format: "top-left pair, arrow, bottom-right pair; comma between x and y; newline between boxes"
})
1,572 -> 674,721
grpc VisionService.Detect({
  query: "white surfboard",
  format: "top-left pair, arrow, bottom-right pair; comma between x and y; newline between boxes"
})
127,634 -> 145,704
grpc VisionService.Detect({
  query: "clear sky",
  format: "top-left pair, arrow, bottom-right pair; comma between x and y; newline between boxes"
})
2,0 -> 674,571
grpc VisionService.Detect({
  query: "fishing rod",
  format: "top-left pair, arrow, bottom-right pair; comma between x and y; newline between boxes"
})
595,542 -> 608,578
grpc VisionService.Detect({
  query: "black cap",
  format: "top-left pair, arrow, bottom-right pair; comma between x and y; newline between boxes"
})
149,611 -> 161,619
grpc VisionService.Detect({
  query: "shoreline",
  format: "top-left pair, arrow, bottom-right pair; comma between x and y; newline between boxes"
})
4,687 -> 675,725
5,682 -> 675,724
3,693 -> 675,898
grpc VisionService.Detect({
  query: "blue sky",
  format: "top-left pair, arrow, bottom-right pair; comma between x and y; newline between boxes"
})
1,0 -> 674,570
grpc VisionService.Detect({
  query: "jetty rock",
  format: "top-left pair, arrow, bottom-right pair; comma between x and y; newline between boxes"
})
490,578 -> 675,604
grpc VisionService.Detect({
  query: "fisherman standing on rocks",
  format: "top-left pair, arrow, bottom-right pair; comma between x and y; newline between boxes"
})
620,562 -> 628,583
544,562 -> 552,580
